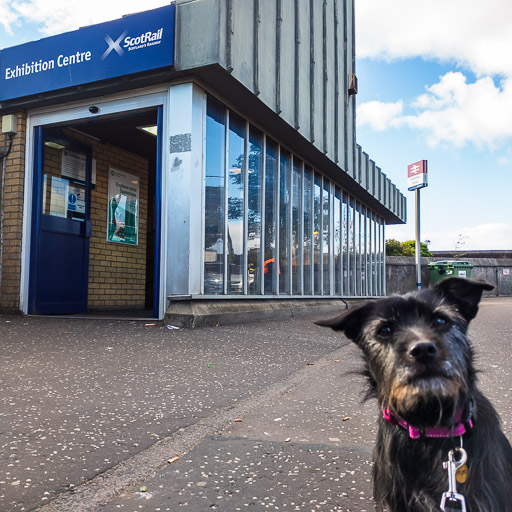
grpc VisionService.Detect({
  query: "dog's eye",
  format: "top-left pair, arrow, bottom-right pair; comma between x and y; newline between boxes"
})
377,325 -> 393,338
432,315 -> 449,327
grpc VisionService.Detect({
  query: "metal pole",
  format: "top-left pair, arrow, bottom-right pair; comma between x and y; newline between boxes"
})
415,188 -> 421,290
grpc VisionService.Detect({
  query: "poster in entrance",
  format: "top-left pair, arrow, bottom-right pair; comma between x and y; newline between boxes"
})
107,167 -> 139,245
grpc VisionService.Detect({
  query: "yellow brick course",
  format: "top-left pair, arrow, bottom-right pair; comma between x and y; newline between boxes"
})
0,112 -> 26,311
61,129 -> 149,311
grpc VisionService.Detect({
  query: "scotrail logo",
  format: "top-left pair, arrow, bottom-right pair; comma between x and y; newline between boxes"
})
102,31 -> 128,60
101,27 -> 164,60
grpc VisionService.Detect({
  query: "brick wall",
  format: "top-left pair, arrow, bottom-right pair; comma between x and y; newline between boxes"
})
0,113 -> 27,311
66,130 -> 149,310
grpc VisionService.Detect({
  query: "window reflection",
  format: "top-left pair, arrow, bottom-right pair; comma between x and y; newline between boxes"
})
348,196 -> 355,296
334,187 -> 341,295
227,112 -> 245,294
313,173 -> 322,295
248,127 -> 263,294
292,158 -> 302,295
203,95 -> 386,298
322,179 -> 330,295
355,202 -> 361,296
303,166 -> 313,295
279,149 -> 291,294
342,191 -> 349,295
264,139 -> 278,294
204,98 -> 226,294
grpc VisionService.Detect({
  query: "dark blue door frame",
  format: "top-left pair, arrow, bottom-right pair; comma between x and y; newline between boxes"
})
29,107 -> 163,318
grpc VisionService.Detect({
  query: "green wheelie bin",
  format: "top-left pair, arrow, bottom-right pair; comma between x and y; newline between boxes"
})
428,260 -> 473,286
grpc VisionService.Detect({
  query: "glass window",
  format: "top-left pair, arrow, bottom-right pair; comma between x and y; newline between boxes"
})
292,158 -> 302,294
264,139 -> 278,294
348,195 -> 355,296
376,216 -> 381,296
334,187 -> 341,295
279,149 -> 291,294
303,166 -> 313,295
362,206 -> 369,296
248,126 -> 263,294
359,205 -> 365,296
342,191 -> 349,295
204,98 -> 226,294
313,173 -> 322,295
372,213 -> 379,295
380,218 -> 386,296
355,202 -> 361,296
227,112 -> 245,294
203,95 -> 387,299
322,179 -> 330,295
42,146 -> 87,223
368,211 -> 374,296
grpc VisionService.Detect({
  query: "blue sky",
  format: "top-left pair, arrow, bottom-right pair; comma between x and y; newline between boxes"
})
0,0 -> 510,250
355,0 -> 512,250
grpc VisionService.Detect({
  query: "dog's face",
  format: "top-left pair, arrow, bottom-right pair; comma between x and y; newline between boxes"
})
317,278 -> 494,427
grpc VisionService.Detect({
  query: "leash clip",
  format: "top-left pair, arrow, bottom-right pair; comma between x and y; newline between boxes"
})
440,448 -> 467,512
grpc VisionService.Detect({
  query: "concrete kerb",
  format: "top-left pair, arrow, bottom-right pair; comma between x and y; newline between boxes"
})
34,340 -> 353,512
164,299 -> 368,328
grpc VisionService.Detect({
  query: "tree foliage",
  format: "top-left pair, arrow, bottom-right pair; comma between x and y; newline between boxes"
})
386,239 -> 433,257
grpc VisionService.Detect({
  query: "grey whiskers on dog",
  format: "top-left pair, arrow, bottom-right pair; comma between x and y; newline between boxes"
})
316,277 -> 512,512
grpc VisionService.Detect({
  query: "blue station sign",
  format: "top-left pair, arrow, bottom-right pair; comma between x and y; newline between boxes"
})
0,4 -> 175,102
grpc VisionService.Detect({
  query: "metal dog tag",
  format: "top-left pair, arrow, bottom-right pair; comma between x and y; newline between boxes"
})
440,448 -> 467,512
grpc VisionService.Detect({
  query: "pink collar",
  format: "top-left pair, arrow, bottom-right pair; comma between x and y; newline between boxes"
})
382,408 -> 474,439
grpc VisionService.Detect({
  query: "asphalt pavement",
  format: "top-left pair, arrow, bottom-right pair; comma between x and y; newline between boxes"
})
1,298 -> 511,512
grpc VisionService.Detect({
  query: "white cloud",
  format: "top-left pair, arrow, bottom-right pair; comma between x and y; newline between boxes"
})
356,1 -> 512,146
387,223 -> 512,251
357,100 -> 403,131
0,1 -> 21,34
1,0 -> 169,37
356,0 -> 512,77
358,72 -> 512,148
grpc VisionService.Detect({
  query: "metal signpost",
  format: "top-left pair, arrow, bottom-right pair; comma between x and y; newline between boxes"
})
408,160 -> 428,290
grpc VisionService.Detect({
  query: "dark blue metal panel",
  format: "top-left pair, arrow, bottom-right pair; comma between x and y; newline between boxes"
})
35,230 -> 88,314
30,129 -> 92,314
153,105 -> 163,319
0,4 -> 175,102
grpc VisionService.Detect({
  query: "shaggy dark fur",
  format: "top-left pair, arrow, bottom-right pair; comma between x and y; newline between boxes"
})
316,277 -> 512,512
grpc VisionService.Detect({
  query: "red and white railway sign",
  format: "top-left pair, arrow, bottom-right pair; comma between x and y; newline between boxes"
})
407,160 -> 428,191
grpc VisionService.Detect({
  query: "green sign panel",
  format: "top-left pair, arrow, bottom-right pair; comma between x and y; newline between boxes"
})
107,167 -> 139,245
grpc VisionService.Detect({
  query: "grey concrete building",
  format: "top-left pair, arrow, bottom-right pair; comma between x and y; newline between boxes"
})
0,0 -> 405,321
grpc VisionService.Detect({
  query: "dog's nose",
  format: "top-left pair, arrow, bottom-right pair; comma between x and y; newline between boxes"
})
408,342 -> 438,362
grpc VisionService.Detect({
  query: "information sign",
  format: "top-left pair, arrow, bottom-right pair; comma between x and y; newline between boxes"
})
408,160 -> 428,191
107,167 -> 139,245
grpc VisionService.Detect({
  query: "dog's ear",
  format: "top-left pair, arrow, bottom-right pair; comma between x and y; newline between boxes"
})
435,277 -> 494,322
315,303 -> 373,343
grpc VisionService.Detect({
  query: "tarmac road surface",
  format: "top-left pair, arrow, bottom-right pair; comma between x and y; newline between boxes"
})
1,297 -> 511,511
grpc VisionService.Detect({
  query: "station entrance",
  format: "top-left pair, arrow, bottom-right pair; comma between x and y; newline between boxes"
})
28,107 -> 162,318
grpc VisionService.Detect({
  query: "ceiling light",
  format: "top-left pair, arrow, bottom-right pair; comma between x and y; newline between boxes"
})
137,125 -> 158,137
44,141 -> 66,149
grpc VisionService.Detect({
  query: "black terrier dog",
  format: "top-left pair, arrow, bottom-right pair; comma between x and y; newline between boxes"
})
317,277 -> 512,512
